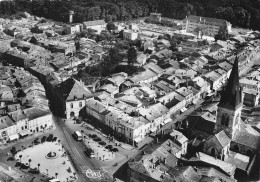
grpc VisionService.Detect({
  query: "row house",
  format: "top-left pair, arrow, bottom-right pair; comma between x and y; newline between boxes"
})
158,91 -> 186,116
105,109 -> 151,144
192,76 -> 211,97
85,98 -> 110,123
0,107 -> 53,145
175,87 -> 193,106
136,103 -> 169,133
203,71 -> 223,91
85,98 -> 152,144
240,78 -> 260,93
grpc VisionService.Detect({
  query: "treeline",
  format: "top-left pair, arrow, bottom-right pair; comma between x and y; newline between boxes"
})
0,0 -> 260,30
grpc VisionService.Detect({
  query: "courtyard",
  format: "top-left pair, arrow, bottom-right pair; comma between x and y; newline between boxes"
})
15,142 -> 76,182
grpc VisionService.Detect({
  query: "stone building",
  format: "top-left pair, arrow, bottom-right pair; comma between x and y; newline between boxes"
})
183,15 -> 232,37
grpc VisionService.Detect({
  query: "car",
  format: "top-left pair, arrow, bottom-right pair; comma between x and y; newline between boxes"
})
110,148 -> 119,152
105,145 -> 113,150
52,137 -> 57,142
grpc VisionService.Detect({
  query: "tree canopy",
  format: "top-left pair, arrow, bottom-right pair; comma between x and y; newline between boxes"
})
215,25 -> 229,41
0,0 -> 260,30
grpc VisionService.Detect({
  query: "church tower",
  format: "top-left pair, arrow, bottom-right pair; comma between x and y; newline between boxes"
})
215,56 -> 243,139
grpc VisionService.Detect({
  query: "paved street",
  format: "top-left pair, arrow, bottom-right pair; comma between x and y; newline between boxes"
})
54,117 -> 101,182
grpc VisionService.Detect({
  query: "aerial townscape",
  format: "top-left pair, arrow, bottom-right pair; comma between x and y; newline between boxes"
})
0,1 -> 260,182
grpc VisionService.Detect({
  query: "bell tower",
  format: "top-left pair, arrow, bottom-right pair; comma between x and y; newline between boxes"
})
215,56 -> 242,139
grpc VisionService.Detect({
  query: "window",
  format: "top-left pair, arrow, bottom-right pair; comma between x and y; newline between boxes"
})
79,102 -> 82,107
70,103 -> 73,108
235,114 -> 239,125
221,114 -> 229,127
233,145 -> 239,152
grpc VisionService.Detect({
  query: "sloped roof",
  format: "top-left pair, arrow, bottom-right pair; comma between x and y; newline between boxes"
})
168,166 -> 201,182
8,109 -> 28,122
214,130 -> 230,148
24,107 -> 51,120
232,130 -> 260,150
0,115 -> 15,129
83,20 -> 106,27
57,77 -> 92,101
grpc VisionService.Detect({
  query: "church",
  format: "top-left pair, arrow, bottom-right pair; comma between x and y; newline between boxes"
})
187,55 -> 260,178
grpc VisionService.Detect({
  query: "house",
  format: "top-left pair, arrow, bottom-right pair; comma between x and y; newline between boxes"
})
82,20 -> 106,34
149,13 -> 162,23
105,110 -> 150,144
203,71 -> 223,91
3,49 -> 27,67
240,77 -> 260,92
0,115 -> 16,145
55,77 -> 93,119
128,139 -> 180,182
175,87 -> 193,106
0,86 -> 14,100
192,76 -> 211,97
0,107 -> 53,145
123,30 -> 138,41
63,24 -> 82,35
169,130 -> 188,155
243,89 -> 259,107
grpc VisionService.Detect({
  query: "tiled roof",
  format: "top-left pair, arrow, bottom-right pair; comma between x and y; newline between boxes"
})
24,107 -> 51,120
8,109 -> 27,122
83,20 -> 106,27
0,115 -> 15,129
57,77 -> 92,101
232,130 -> 260,150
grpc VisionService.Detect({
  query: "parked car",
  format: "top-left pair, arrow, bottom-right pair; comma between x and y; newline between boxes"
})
110,148 -> 119,152
105,145 -> 113,150
52,137 -> 57,142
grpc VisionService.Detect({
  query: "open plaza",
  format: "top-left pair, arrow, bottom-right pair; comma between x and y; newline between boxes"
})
15,142 -> 76,182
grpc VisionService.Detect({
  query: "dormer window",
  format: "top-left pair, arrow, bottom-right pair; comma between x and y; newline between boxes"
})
74,96 -> 77,100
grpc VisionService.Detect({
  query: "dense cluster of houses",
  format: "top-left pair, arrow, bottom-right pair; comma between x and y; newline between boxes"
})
0,65 -> 52,145
1,12 -> 260,181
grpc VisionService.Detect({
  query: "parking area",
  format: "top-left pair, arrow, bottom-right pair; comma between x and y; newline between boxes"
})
64,119 -> 139,174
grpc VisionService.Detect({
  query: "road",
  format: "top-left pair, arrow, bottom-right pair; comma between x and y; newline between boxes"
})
54,117 -> 100,182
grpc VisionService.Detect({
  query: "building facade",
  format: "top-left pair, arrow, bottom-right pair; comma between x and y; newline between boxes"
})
183,15 -> 232,37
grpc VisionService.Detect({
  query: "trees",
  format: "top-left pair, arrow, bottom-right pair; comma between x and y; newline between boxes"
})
127,46 -> 137,68
107,22 -> 116,31
215,25 -> 229,41
194,26 -> 203,39
0,0 -> 260,31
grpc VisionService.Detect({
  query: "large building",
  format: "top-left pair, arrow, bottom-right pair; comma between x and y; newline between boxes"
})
0,107 -> 53,145
55,77 -> 93,119
183,15 -> 232,37
188,56 -> 260,178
